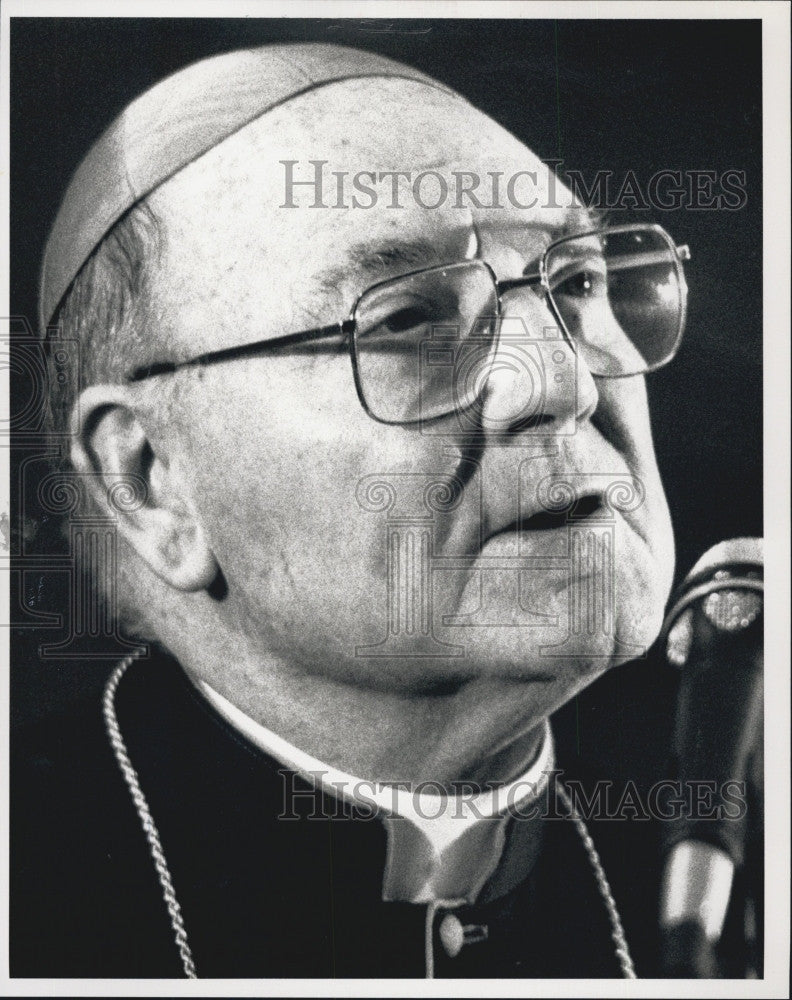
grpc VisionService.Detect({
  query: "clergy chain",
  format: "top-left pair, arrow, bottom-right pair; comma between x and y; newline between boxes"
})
103,652 -> 198,979
555,780 -> 637,978
105,653 -> 635,980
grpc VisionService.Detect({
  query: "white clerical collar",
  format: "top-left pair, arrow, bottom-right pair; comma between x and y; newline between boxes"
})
197,680 -> 553,903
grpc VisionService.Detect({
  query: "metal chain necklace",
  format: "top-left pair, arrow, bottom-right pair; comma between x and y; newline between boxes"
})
104,652 -> 636,979
555,782 -> 637,978
102,654 -> 197,978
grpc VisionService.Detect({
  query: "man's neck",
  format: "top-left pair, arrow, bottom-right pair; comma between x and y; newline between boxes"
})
173,653 -> 546,790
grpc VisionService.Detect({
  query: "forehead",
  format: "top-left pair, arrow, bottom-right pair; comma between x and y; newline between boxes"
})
148,77 -> 582,353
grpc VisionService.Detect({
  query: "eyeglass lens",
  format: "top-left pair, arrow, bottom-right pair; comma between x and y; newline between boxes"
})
545,227 -> 684,378
353,261 -> 499,424
353,227 -> 684,424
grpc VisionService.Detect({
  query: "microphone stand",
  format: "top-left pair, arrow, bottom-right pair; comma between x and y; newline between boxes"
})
657,540 -> 763,977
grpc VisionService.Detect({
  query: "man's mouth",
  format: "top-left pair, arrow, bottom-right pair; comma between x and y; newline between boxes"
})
487,492 -> 604,540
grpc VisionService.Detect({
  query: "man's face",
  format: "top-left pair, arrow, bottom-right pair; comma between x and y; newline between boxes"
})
142,78 -> 674,729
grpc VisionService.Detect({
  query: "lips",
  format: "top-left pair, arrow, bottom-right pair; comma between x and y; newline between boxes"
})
486,492 -> 604,542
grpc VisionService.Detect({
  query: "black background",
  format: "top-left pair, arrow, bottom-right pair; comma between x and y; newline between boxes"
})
9,17 -> 762,729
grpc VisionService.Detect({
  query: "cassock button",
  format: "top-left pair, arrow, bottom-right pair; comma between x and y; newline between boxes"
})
439,913 -> 488,958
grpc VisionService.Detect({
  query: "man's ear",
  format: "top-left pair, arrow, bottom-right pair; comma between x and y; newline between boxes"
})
70,384 -> 219,592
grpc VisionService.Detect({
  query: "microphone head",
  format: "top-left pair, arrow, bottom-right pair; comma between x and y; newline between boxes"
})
661,537 -> 763,667
685,537 -> 763,582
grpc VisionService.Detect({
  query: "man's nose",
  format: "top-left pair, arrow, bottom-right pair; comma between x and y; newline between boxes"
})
474,286 -> 599,437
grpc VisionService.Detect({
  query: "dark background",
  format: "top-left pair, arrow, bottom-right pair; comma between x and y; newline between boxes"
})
9,17 -> 762,731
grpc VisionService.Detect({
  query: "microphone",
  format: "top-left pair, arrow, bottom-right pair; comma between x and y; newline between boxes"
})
657,538 -> 763,976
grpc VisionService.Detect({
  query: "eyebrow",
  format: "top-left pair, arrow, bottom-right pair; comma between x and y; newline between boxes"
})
306,235 -> 477,320
478,205 -> 602,243
350,239 -> 443,274
315,237 -> 462,291
562,204 -> 606,234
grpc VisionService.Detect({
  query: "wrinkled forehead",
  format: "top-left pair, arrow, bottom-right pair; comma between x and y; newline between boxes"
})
151,77 -> 557,255
146,77 -> 582,352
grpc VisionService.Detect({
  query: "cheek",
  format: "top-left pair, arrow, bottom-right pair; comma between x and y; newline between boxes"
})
591,377 -> 651,454
182,361 -> 370,547
592,376 -> 670,517
592,376 -> 674,564
171,363 -> 448,632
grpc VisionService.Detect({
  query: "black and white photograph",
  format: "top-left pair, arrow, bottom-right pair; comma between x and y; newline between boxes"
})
1,2 -> 789,992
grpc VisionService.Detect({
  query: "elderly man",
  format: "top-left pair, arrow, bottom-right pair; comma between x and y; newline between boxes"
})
12,43 -> 693,978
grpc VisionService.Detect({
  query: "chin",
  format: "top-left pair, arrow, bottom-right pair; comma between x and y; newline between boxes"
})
435,555 -> 672,686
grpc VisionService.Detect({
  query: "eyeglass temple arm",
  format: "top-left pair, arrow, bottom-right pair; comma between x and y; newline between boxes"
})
126,242 -> 691,383
127,319 -> 355,382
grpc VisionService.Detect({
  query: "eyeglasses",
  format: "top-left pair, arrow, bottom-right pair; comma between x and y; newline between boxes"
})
127,222 -> 690,425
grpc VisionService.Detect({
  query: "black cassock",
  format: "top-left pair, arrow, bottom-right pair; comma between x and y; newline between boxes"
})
10,651 -> 748,978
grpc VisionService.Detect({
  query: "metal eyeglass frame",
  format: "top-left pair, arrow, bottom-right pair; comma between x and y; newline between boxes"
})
126,221 -> 691,425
